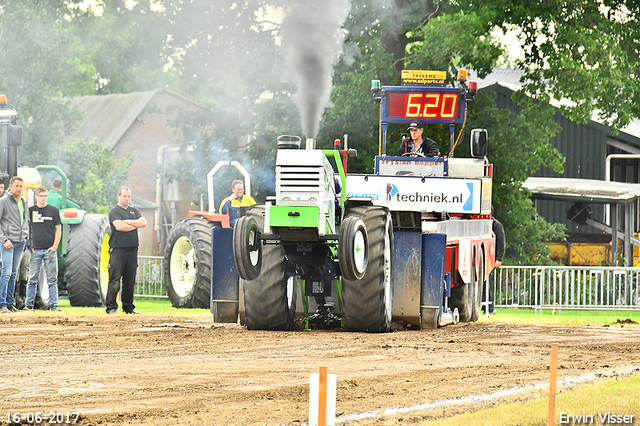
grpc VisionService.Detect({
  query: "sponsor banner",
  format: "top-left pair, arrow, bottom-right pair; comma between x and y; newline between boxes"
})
401,70 -> 446,86
345,175 -> 481,214
376,156 -> 445,177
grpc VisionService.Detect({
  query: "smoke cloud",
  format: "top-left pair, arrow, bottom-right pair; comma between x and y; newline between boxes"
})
279,0 -> 351,139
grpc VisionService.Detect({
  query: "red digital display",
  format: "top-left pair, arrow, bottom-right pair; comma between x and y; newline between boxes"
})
387,91 -> 461,121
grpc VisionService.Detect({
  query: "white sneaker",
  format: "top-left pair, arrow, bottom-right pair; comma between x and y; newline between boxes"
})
0,306 -> 10,314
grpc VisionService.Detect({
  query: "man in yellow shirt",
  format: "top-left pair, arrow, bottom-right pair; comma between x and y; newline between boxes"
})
219,180 -> 256,226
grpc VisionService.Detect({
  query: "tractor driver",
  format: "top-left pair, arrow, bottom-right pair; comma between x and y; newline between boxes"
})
398,122 -> 440,157
219,180 -> 256,227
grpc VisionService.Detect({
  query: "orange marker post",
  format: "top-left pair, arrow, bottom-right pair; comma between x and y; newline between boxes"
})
318,366 -> 327,426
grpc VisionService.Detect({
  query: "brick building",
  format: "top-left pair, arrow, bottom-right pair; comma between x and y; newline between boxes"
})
65,89 -> 207,255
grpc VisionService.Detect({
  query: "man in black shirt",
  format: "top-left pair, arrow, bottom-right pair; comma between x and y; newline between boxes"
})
25,186 -> 62,311
484,212 -> 505,315
106,186 -> 146,314
397,122 -> 440,157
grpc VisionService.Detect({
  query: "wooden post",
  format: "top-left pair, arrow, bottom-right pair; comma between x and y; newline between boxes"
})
548,344 -> 558,426
318,366 -> 328,426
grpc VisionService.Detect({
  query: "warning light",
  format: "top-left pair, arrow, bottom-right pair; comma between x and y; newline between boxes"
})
457,69 -> 467,83
0,94 -> 7,105
468,81 -> 478,96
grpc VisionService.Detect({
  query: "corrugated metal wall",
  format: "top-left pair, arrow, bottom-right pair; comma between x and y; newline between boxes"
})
486,87 -> 609,234
534,112 -> 609,233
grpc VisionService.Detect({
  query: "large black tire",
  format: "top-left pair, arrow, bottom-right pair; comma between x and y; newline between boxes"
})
66,214 -> 111,307
243,207 -> 297,330
164,216 -> 214,308
450,252 -> 475,322
471,250 -> 484,322
233,215 -> 262,281
338,216 -> 368,281
341,206 -> 393,333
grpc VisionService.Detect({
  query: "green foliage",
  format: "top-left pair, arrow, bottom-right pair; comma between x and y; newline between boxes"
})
464,92 -> 567,263
68,0 -> 174,94
461,0 -> 640,130
56,138 -> 135,214
2,0 -> 635,264
0,0 -> 96,166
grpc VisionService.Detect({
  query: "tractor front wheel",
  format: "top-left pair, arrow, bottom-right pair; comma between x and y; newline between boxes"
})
233,215 -> 262,281
338,216 -> 368,281
164,216 -> 214,308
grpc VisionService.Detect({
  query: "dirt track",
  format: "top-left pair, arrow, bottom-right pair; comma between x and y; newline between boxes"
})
1,311 -> 639,426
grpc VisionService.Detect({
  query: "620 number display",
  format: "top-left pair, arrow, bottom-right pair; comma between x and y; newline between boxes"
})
387,91 -> 461,121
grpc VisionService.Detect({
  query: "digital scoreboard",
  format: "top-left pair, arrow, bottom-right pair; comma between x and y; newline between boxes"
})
382,86 -> 465,124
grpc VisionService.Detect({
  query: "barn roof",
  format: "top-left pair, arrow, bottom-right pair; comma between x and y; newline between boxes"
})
64,89 -> 205,149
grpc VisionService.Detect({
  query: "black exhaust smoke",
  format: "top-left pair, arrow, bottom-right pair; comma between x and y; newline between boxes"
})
279,0 -> 351,140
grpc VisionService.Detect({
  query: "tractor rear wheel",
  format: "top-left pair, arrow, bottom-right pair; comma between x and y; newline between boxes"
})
66,214 -> 111,307
450,253 -> 476,322
242,207 -> 297,330
164,216 -> 214,308
341,206 -> 393,333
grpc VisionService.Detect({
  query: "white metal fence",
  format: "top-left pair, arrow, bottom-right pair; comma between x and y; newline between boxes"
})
135,256 -> 166,298
133,256 -> 640,311
492,266 -> 640,312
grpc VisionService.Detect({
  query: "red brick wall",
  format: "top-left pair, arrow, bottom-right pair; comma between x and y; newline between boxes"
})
112,91 -> 195,255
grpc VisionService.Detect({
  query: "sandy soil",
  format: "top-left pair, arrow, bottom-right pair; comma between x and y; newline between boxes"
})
1,311 -> 639,426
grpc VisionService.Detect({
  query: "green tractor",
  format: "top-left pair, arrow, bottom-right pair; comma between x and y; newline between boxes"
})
234,136 -> 393,332
1,95 -> 110,308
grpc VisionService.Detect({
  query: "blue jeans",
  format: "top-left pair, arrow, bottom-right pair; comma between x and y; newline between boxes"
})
25,249 -> 59,309
0,240 -> 26,308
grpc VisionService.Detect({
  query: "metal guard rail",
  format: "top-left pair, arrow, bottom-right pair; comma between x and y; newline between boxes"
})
134,257 -> 640,312
492,265 -> 640,313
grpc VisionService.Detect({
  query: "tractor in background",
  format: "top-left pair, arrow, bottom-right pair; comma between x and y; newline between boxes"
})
0,95 -> 110,308
163,161 -> 251,309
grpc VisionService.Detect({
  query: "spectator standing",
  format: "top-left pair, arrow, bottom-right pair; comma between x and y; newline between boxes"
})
484,213 -> 505,315
106,187 -> 146,314
219,180 -> 256,226
0,177 -> 29,313
24,186 -> 62,311
0,181 -> 4,197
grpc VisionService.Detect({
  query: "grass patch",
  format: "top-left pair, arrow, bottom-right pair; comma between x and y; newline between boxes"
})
55,297 -> 211,318
478,308 -> 640,327
418,375 -> 640,426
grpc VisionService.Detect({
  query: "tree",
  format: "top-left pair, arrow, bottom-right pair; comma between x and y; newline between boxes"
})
0,0 -> 96,166
459,0 -> 640,130
467,92 -> 566,263
56,138 -> 135,214
317,0 -> 568,263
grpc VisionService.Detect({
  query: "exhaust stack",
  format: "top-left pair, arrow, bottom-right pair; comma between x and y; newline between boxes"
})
305,137 -> 315,150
